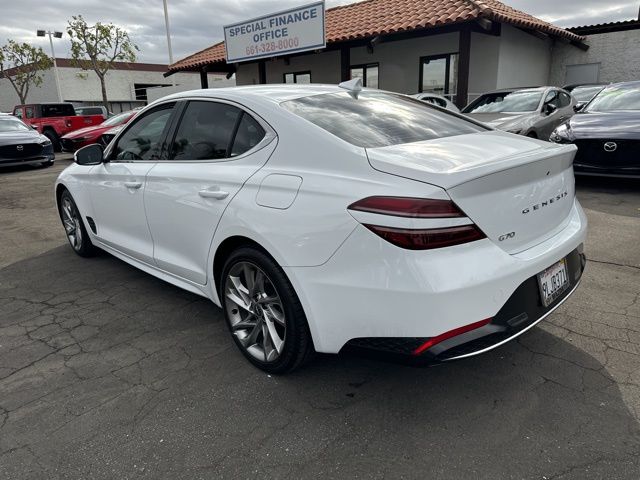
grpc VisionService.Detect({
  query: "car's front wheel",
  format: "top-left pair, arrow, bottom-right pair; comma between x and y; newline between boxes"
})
59,190 -> 97,257
220,247 -> 313,373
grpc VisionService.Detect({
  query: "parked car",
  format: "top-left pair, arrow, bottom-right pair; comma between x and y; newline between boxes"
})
563,84 -> 606,110
410,93 -> 460,112
550,81 -> 640,177
74,105 -> 112,119
462,87 -> 575,139
0,114 -> 55,168
56,84 -> 586,373
12,103 -> 104,152
99,125 -> 125,147
61,110 -> 137,152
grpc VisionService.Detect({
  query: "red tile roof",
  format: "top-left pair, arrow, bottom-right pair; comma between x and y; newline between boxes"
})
168,0 -> 584,73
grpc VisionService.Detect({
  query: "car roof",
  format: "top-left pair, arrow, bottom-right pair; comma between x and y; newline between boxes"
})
156,84 -> 369,106
481,86 -> 554,94
604,80 -> 640,88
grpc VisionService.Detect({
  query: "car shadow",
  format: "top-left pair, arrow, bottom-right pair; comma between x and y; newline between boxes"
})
1,245 -> 639,479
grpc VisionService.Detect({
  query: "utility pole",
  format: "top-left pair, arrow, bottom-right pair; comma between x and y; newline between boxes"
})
162,0 -> 176,86
37,29 -> 63,101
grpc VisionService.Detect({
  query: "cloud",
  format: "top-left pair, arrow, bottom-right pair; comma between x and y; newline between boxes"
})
0,0 -> 637,65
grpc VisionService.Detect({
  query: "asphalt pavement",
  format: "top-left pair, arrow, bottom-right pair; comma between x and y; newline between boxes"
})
0,156 -> 639,479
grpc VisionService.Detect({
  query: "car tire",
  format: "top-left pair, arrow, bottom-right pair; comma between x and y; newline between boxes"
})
220,247 -> 314,374
43,130 -> 61,152
41,160 -> 54,168
58,190 -> 97,257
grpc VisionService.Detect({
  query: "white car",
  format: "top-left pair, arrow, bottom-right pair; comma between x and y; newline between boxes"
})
56,82 -> 587,373
410,93 -> 460,112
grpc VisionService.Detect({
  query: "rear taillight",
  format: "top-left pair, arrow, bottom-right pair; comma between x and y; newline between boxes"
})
364,224 -> 485,250
348,196 -> 464,218
349,196 -> 485,250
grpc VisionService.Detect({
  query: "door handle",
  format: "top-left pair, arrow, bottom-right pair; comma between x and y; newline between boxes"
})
199,188 -> 229,200
124,181 -> 142,189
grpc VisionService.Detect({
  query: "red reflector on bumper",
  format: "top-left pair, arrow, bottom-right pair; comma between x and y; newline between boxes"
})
412,318 -> 492,356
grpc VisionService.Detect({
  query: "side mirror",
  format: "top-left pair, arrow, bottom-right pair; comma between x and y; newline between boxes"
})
74,144 -> 104,166
544,103 -> 557,116
574,102 -> 585,112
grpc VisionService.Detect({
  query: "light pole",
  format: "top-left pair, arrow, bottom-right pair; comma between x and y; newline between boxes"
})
162,0 -> 176,86
37,29 -> 63,102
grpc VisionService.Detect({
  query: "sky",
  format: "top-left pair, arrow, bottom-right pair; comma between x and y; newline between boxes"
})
0,0 -> 638,65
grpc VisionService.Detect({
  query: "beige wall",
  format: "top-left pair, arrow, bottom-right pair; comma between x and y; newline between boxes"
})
496,25 -> 553,89
549,28 -> 640,86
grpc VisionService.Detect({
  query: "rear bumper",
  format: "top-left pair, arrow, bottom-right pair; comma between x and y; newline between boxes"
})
284,199 -> 587,355
343,247 -> 585,364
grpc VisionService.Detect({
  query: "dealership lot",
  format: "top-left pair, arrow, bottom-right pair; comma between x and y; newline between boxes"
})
1,157 -> 639,479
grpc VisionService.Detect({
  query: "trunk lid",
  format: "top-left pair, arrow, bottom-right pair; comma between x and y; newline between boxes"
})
366,131 -> 577,254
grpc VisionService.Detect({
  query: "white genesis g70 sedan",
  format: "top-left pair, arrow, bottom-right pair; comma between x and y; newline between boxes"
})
55,82 -> 587,373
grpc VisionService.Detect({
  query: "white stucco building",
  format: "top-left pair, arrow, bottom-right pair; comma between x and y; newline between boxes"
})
166,0 -> 589,108
0,59 -> 235,113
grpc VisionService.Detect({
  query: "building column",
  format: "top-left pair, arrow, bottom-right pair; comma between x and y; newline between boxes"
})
200,68 -> 209,89
456,27 -> 471,109
340,47 -> 350,81
258,61 -> 267,84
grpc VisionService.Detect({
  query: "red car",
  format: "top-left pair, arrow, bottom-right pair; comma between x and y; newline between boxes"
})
61,110 -> 137,152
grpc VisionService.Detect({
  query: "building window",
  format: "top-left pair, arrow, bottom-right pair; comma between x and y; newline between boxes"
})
134,83 -> 171,102
350,63 -> 379,88
419,53 -> 458,103
284,71 -> 312,84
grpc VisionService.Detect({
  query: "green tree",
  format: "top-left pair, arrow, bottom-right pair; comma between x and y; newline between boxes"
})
67,15 -> 138,110
0,41 -> 53,105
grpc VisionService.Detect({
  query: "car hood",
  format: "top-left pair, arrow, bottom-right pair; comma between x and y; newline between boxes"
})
568,111 -> 640,139
62,124 -> 108,139
0,131 -> 42,144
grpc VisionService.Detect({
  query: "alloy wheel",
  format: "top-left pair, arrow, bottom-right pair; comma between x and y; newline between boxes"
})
224,261 -> 286,363
61,197 -> 82,251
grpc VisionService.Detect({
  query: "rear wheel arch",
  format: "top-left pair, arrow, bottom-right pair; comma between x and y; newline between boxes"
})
213,236 -> 276,294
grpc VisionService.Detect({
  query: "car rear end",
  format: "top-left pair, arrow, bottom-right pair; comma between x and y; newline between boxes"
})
280,89 -> 587,361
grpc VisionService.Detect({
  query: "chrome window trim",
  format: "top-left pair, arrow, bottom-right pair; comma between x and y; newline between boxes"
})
107,97 -> 277,165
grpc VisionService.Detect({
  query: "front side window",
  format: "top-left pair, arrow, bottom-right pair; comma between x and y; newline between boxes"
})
170,101 -> 242,160
284,71 -> 311,84
463,90 -> 544,114
282,91 -> 486,148
14,108 -> 23,119
544,90 -> 559,108
113,104 -> 174,161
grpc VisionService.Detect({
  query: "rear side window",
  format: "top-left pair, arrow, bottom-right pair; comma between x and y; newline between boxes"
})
231,114 -> 265,157
41,104 -> 75,117
282,91 -> 486,148
25,107 -> 34,119
171,101 -> 241,160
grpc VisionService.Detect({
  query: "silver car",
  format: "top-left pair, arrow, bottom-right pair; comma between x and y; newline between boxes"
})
462,87 -> 576,140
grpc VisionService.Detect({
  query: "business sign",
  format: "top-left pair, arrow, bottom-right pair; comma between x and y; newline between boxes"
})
224,1 -> 325,63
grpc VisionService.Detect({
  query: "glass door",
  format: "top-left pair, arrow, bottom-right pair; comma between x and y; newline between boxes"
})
420,53 -> 458,103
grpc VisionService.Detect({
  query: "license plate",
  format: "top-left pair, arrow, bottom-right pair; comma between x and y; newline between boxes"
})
537,258 -> 570,307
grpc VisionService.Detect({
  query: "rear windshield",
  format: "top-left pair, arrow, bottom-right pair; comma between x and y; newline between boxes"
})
281,91 -> 486,148
41,104 -> 76,117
